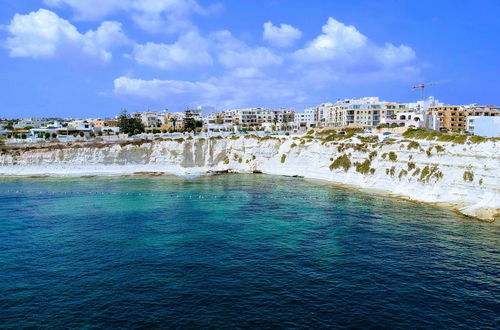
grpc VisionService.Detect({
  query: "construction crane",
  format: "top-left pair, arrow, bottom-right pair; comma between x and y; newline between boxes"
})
412,81 -> 446,100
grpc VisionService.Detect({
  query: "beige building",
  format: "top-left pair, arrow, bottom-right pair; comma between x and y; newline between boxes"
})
426,105 -> 499,131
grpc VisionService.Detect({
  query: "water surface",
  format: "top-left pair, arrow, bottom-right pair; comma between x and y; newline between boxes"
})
0,174 -> 498,328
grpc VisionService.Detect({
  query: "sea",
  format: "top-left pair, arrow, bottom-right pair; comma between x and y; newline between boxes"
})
0,174 -> 498,328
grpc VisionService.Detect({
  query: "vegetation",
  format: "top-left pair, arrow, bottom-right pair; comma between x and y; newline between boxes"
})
469,135 -> 486,143
280,154 -> 287,163
398,169 -> 408,179
118,110 -> 145,136
463,170 -> 474,182
479,178 -> 483,185
224,157 -> 229,164
388,151 -> 397,161
434,145 -> 445,153
403,128 -> 474,144
407,162 -> 415,171
357,135 -> 379,144
369,151 -> 377,161
412,168 -> 421,177
407,141 -> 420,150
330,154 -> 351,172
419,165 -> 443,183
354,159 -> 374,175
386,166 -> 396,177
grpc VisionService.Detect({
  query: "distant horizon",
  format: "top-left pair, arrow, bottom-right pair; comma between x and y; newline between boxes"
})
1,0 -> 499,118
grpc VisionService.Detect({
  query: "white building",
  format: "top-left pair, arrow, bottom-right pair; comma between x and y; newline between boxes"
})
294,108 -> 318,128
380,112 -> 441,131
467,116 -> 500,137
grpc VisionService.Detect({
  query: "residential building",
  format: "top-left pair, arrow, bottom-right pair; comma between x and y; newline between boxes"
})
294,108 -> 318,128
467,116 -> 500,137
380,112 -> 441,131
427,104 -> 499,131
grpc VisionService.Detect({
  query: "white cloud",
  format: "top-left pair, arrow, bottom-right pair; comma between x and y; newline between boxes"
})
293,17 -> 367,63
293,17 -> 416,72
263,21 -> 302,47
130,0 -> 204,33
211,30 -> 283,68
44,0 -> 218,34
218,47 -> 283,68
44,0 -> 128,21
5,9 -> 128,62
113,75 -> 305,109
132,30 -> 212,69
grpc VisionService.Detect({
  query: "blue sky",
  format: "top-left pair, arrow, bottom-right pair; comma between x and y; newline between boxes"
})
0,0 -> 499,118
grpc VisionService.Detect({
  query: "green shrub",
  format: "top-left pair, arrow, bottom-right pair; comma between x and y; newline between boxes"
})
412,168 -> 421,176
230,135 -> 239,140
238,158 -> 242,163
354,159 -> 372,174
463,170 -> 474,182
307,129 -> 314,135
330,154 -> 351,172
357,135 -> 379,143
370,168 -> 376,174
369,151 -> 377,160
407,141 -> 420,150
469,135 -> 486,143
290,143 -> 297,148
398,169 -> 408,179
386,166 -> 396,176
479,178 -> 483,185
281,154 -> 287,163
381,153 -> 387,159
388,151 -> 397,161
434,145 -> 445,153
426,148 -> 432,157
224,157 -> 229,164
419,165 -> 442,183
407,162 -> 415,171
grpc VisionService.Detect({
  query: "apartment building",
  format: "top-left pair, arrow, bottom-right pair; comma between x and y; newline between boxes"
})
427,105 -> 499,131
222,108 -> 273,127
319,97 -> 414,128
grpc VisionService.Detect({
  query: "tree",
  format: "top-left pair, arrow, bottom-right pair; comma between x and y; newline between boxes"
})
118,110 -> 145,136
79,132 -> 84,137
21,133 -> 27,139
170,117 -> 177,131
183,109 -> 196,132
44,132 -> 50,139
51,133 -> 57,138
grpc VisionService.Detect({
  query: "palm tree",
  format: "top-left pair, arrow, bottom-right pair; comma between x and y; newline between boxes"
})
272,117 -> 278,131
170,117 -> 177,131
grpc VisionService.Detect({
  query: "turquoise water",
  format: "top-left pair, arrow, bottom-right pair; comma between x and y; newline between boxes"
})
0,174 -> 498,328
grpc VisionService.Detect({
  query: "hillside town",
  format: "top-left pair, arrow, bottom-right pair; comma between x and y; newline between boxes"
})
1,96 -> 499,143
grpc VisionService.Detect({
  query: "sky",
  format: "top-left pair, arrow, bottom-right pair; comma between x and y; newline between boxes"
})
0,0 -> 499,118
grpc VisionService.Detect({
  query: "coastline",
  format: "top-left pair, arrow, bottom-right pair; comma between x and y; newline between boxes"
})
0,135 -> 498,221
